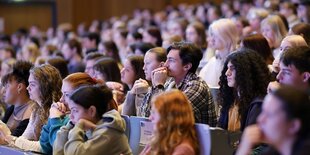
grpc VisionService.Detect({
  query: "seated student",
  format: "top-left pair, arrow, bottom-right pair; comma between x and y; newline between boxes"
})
40,72 -> 109,154
98,41 -> 122,67
61,39 -> 85,74
268,46 -> 310,93
199,18 -> 239,88
121,55 -> 145,91
82,32 -> 100,55
1,61 -> 34,137
0,45 -> 16,61
46,56 -> 69,79
122,47 -> 167,116
152,42 -> 216,125
218,48 -> 271,132
117,55 -> 145,110
272,35 -> 308,73
0,58 -> 16,78
142,26 -> 162,47
131,42 -> 155,56
297,0 -> 310,24
261,15 -> 288,59
240,34 -> 274,66
53,85 -> 131,155
289,23 -> 310,46
236,86 -> 310,155
140,90 -> 199,155
92,57 -> 122,83
0,65 -> 62,151
2,72 -> 117,154
84,52 -> 105,77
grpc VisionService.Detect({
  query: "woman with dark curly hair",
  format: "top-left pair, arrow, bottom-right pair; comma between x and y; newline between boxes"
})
218,48 -> 271,132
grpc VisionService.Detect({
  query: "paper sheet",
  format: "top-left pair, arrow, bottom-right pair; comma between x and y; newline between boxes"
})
139,121 -> 153,145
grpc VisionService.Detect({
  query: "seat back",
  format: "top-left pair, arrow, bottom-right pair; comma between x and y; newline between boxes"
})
129,116 -> 152,155
209,127 -> 241,155
0,146 -> 25,155
121,115 -> 131,142
195,123 -> 211,155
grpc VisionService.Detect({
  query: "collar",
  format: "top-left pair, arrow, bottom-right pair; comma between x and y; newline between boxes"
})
175,72 -> 197,89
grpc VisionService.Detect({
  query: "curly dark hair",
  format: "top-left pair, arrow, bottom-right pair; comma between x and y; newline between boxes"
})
219,48 -> 271,124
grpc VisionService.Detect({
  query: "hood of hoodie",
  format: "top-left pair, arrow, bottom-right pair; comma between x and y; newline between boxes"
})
97,109 -> 126,133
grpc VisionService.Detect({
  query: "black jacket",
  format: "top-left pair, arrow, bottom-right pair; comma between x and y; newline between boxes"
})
2,105 -> 30,136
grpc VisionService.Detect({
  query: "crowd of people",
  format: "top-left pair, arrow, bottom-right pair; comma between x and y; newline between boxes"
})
0,0 -> 309,154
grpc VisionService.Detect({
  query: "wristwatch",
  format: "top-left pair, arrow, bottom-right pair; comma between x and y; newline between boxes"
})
154,84 -> 164,90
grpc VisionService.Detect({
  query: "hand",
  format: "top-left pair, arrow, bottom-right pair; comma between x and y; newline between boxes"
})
267,81 -> 280,94
106,81 -> 124,91
151,67 -> 168,87
78,119 -> 96,131
131,79 -> 149,94
112,90 -> 125,104
272,59 -> 280,73
236,125 -> 264,155
49,102 -> 67,118
242,26 -> 252,36
0,130 -> 8,145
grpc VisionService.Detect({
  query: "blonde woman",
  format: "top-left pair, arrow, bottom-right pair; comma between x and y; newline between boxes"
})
140,90 -> 199,155
21,43 -> 40,63
199,18 -> 239,87
246,8 -> 269,34
261,15 -> 288,58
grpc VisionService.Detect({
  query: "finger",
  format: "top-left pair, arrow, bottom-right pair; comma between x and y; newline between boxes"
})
152,67 -> 166,73
57,102 -> 64,110
141,79 -> 148,84
51,104 -> 59,110
59,103 -> 66,113
134,80 -> 141,86
51,103 -> 58,109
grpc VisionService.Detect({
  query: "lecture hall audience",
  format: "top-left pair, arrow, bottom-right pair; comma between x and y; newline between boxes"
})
0,0 -> 308,154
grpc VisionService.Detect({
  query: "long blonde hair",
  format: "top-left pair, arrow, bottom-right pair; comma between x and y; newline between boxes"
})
22,43 -> 40,63
150,90 -> 199,155
208,18 -> 239,52
261,15 -> 288,48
